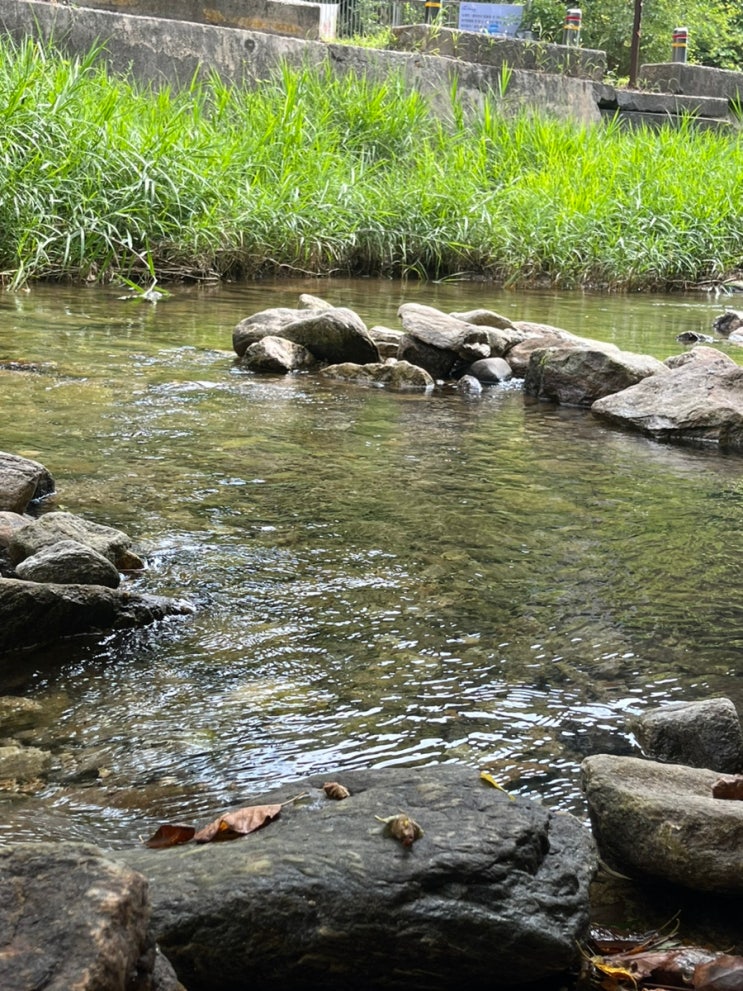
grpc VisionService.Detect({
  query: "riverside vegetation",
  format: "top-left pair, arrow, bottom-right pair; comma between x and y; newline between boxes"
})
2,36 -> 743,291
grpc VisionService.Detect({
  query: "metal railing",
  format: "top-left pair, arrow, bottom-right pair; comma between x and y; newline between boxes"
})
334,1 -> 463,38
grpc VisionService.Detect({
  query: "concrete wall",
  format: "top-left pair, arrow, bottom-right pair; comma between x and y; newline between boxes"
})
640,62 -> 743,102
70,0 -> 327,40
0,1 -> 604,124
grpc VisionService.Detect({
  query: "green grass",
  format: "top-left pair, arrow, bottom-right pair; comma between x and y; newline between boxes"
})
1,35 -> 743,290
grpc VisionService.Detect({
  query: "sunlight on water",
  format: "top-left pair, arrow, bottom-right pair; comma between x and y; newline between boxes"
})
1,279 -> 742,847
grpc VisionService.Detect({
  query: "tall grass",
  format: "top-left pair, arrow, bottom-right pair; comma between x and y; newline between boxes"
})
1,35 -> 743,289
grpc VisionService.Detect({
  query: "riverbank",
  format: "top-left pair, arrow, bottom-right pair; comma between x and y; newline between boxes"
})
1,35 -> 743,291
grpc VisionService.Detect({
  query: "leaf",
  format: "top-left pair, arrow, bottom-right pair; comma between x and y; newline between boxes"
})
694,954 -> 743,991
480,770 -> 515,799
375,812 -> 423,847
194,803 -> 281,844
323,781 -> 350,800
712,775 -> 743,800
144,823 -> 196,849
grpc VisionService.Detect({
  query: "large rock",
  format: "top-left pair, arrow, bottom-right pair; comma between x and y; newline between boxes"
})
591,346 -> 743,450
449,308 -> 517,330
320,359 -> 435,391
9,511 -> 144,571
581,754 -> 743,893
120,765 -> 596,991
507,324 -> 620,377
0,451 -> 55,513
632,698 -> 743,773
466,357 -> 513,384
0,842 -> 183,991
397,304 -> 491,373
524,345 -> 666,406
15,538 -> 122,588
234,307 -> 379,365
240,335 -> 317,373
0,577 -> 193,653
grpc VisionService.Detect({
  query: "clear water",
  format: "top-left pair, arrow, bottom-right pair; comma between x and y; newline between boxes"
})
1,278 -> 742,849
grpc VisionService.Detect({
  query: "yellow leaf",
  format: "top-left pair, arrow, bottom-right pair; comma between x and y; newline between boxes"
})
480,771 -> 514,799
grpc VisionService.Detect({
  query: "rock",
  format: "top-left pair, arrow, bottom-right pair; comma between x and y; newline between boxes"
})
15,538 -> 122,588
449,308 -> 517,330
507,326 -> 621,378
234,306 -> 379,365
368,324 -> 404,360
0,744 -> 51,784
677,331 -> 714,344
321,360 -> 434,392
0,511 -> 28,577
592,347 -> 743,450
632,698 -> 743,773
524,345 -> 666,406
298,293 -> 332,310
9,511 -> 144,571
240,335 -> 317,373
397,333 -> 459,380
0,451 -> 55,513
466,356 -> 513,383
0,842 -> 184,991
456,374 -> 483,395
0,696 -> 43,734
582,754 -> 743,893
397,303 -> 491,368
712,309 -> 743,336
0,577 -> 193,653
120,765 -> 595,991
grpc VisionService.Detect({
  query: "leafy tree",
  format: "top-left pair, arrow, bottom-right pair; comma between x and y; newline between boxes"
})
521,0 -> 743,77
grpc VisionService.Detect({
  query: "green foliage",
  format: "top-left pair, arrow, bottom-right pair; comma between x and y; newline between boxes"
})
2,36 -> 743,290
521,0 -> 743,75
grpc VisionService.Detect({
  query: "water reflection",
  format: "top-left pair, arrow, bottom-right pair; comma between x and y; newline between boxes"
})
0,279 -> 742,847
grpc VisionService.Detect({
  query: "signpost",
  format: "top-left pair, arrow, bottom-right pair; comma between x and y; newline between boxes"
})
457,3 -> 524,37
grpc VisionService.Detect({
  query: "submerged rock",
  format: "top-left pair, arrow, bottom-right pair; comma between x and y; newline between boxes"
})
582,754 -> 743,892
321,359 -> 434,391
9,511 -> 144,571
120,765 -> 596,991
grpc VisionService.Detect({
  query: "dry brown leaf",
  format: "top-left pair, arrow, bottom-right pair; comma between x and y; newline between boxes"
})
323,781 -> 350,800
712,775 -> 743,800
375,812 -> 423,847
596,947 -> 718,989
694,954 -> 743,991
144,823 -> 196,849
194,803 -> 281,844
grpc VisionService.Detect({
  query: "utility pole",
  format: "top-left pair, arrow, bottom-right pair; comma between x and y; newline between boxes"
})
629,0 -> 642,88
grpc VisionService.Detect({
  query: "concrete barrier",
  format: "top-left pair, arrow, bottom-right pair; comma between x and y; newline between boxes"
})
639,62 -> 743,103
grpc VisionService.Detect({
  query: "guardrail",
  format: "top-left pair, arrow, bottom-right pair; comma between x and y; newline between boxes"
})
335,1 -> 463,37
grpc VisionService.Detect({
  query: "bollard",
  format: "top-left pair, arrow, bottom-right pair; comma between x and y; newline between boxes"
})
562,8 -> 581,46
424,0 -> 442,23
672,26 -> 688,63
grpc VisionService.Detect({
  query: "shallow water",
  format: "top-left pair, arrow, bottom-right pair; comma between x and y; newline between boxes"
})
1,278 -> 741,849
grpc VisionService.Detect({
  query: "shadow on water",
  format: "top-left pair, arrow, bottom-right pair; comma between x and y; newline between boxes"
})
1,278 -> 742,850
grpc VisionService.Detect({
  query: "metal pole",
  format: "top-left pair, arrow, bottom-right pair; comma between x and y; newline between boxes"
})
629,0 -> 642,88
562,8 -> 582,47
672,26 -> 688,63
424,0 -> 442,23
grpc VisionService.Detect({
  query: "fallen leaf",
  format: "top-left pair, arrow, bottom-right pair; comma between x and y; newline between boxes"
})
480,770 -> 515,798
194,803 -> 281,844
375,812 -> 423,847
144,823 -> 196,849
323,781 -> 350,800
712,775 -> 743,800
595,947 -> 718,988
694,954 -> 743,991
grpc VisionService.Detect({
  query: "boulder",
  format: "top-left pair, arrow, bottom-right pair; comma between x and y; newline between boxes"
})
591,347 -> 743,450
298,293 -> 333,310
397,303 -> 491,366
120,765 -> 596,991
15,538 -> 122,588
457,374 -> 483,395
0,511 -> 27,577
0,744 -> 51,785
712,309 -> 743,336
397,333 -> 460,379
466,357 -> 513,383
581,754 -> 743,893
0,577 -> 193,653
368,324 -> 404,360
632,698 -> 743,773
234,307 -> 379,365
449,308 -> 517,330
507,325 -> 621,377
321,360 -> 434,391
9,511 -> 144,571
0,842 -> 183,991
524,345 -> 666,406
0,451 -> 55,513
240,335 -> 317,373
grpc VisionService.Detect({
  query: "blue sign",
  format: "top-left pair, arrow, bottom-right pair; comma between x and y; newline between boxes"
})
458,3 -> 524,36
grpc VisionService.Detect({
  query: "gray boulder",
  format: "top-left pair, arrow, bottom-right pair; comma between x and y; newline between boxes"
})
582,754 -> 743,892
712,309 -> 743,336
0,842 -> 183,991
321,359 -> 434,391
632,698 -> 743,773
397,304 -> 491,375
456,374 -> 483,395
0,577 -> 193,653
592,346 -> 743,450
466,357 -> 513,383
368,324 -> 404,359
507,325 -> 621,378
0,451 -> 55,513
235,307 -> 379,365
9,511 -> 144,571
0,511 -> 27,577
120,765 -> 596,991
524,345 -> 666,406
449,308 -> 517,330
240,335 -> 317,373
15,538 -> 122,588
